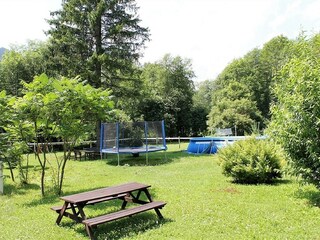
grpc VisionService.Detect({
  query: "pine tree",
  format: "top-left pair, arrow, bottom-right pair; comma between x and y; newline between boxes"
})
47,0 -> 149,89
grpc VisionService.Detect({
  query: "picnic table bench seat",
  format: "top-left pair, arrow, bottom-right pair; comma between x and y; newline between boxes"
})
82,201 -> 166,240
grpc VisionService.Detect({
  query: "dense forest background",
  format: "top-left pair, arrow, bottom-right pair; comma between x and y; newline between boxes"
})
0,0 -> 318,138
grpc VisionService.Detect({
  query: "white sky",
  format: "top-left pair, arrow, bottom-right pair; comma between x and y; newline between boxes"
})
0,0 -> 319,82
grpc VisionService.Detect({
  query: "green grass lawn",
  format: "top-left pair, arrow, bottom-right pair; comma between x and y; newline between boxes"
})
1,143 -> 320,240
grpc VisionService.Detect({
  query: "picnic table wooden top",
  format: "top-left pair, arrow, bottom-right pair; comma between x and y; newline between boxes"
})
60,182 -> 150,204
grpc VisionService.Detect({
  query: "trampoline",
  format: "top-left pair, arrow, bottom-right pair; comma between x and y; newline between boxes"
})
100,120 -> 167,164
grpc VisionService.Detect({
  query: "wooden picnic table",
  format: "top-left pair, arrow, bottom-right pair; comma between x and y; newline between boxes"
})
51,182 -> 166,239
83,147 -> 101,160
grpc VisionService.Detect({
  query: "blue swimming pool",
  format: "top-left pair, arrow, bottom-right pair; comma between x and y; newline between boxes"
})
186,136 -> 247,154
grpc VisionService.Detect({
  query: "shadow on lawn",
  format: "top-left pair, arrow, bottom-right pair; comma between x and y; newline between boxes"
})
229,178 -> 294,186
3,182 -> 39,196
105,149 -> 188,167
74,213 -> 173,240
270,178 -> 294,185
294,189 -> 320,207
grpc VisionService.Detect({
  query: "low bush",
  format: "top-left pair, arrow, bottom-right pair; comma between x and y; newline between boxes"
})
218,138 -> 285,184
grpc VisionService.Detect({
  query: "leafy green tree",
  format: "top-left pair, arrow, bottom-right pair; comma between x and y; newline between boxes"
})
0,91 -> 15,181
210,36 -> 293,132
189,106 -> 208,136
140,54 -> 195,136
211,50 -> 264,132
0,91 -> 31,184
0,41 -> 48,96
193,80 -> 214,113
208,81 -> 262,135
191,80 -> 215,135
11,74 -> 114,195
257,35 -> 293,118
268,34 -> 320,189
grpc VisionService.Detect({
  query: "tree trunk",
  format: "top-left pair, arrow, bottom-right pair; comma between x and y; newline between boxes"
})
41,150 -> 47,197
94,13 -> 102,88
94,13 -> 103,148
58,142 -> 73,196
6,159 -> 15,182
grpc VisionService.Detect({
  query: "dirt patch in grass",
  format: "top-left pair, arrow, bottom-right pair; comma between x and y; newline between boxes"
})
216,187 -> 241,194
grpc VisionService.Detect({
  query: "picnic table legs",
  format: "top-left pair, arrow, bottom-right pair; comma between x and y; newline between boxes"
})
143,189 -> 164,219
121,197 -> 128,209
85,224 -> 95,240
56,202 -> 68,225
120,189 -> 164,219
55,202 -> 87,225
120,190 -> 144,208
76,203 -> 87,222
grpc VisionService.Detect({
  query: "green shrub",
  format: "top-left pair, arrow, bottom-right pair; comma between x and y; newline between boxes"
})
218,138 -> 285,184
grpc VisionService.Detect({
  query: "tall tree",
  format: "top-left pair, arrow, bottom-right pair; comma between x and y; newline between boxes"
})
268,33 -> 320,189
193,80 -> 214,113
208,81 -> 262,135
258,35 -> 292,118
209,35 -> 293,132
191,80 -> 215,136
47,0 -> 149,93
140,54 -> 195,136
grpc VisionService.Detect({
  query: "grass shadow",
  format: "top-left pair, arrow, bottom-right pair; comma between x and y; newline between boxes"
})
228,178 -> 294,186
271,178 -> 294,185
294,188 -> 320,207
23,194 -> 59,208
105,149 -> 189,167
74,212 -> 173,240
3,182 -> 39,196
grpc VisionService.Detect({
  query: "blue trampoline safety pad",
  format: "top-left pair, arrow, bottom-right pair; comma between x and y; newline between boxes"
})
101,146 -> 167,154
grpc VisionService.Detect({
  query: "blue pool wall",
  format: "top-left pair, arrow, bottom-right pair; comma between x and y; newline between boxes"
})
187,136 -> 263,154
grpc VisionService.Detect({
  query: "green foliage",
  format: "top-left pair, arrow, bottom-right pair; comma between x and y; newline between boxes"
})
0,41 -> 48,96
5,142 -> 30,184
189,105 -> 208,136
208,35 -> 293,134
193,80 -> 214,113
257,35 -> 293,118
218,138 -> 285,184
140,54 -> 195,136
191,80 -> 215,136
10,74 -> 114,195
0,91 -> 29,183
208,81 -> 263,135
268,33 -> 320,189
